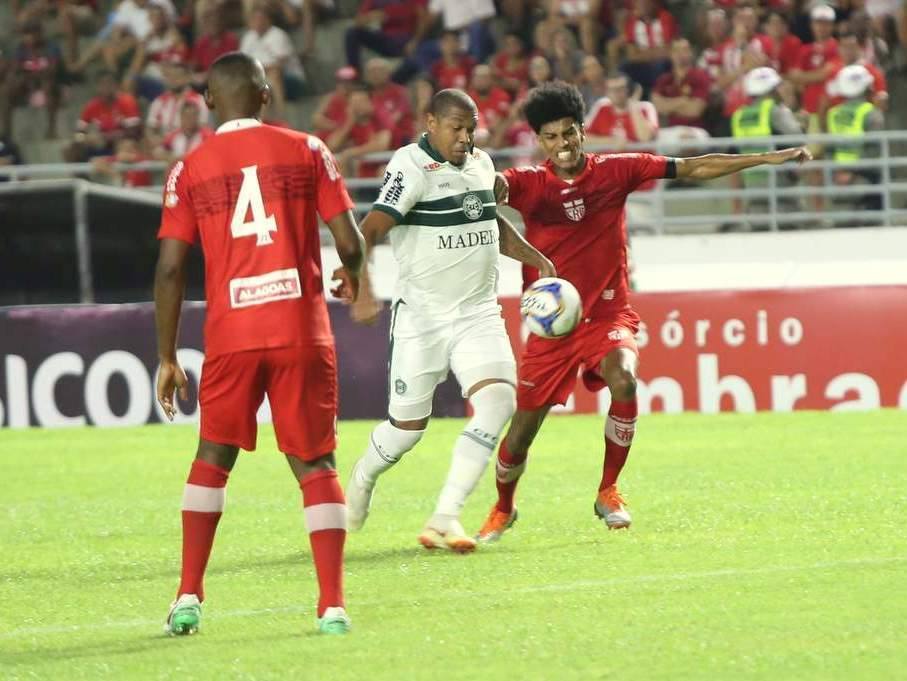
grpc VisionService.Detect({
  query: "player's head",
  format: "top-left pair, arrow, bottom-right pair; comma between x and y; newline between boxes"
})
205,51 -> 270,121
523,80 -> 586,172
426,89 -> 478,167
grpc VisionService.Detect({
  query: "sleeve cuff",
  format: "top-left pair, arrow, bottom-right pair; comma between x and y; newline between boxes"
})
373,204 -> 404,223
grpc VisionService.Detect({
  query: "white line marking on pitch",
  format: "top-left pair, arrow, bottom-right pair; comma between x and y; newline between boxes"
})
2,555 -> 903,640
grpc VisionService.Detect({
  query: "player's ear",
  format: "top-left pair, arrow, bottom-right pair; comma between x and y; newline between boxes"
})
203,88 -> 215,111
425,112 -> 437,135
261,83 -> 272,109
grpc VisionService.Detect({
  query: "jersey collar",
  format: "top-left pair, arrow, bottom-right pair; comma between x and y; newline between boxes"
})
216,118 -> 263,135
418,133 -> 448,164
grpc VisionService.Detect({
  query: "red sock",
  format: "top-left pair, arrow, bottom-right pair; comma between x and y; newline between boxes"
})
300,468 -> 346,617
600,398 -> 638,491
179,459 -> 229,601
495,440 -> 528,514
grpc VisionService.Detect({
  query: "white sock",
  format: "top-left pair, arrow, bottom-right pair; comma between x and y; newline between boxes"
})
355,420 -> 424,487
432,383 -> 516,532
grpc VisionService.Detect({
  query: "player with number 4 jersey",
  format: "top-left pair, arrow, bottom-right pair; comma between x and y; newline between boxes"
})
155,53 -> 365,636
476,81 -> 812,541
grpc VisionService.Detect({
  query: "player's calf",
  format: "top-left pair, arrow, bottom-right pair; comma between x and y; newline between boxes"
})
347,421 -> 424,531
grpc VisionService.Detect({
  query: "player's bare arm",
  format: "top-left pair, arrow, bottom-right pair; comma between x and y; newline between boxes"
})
348,209 -> 397,324
494,172 -> 509,204
497,214 -> 556,278
325,209 -> 366,305
675,146 -> 812,180
154,237 -> 191,421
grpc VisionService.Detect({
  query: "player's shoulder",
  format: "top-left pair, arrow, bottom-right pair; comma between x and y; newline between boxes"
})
387,142 -> 431,173
504,163 -> 546,179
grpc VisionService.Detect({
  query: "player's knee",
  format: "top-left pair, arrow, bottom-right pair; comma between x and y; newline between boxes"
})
608,368 -> 637,401
377,419 -> 424,461
469,381 -> 517,429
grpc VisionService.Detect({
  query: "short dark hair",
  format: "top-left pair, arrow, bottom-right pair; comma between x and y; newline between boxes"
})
523,80 -> 586,133
429,88 -> 476,118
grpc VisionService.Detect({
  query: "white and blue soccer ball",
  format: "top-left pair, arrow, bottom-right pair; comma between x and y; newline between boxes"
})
520,277 -> 582,339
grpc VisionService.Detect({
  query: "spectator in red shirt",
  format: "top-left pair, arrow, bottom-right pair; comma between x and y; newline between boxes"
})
430,30 -> 476,90
325,83 -> 392,177
153,101 -> 214,162
365,57 -> 414,147
65,70 -> 142,161
345,0 -> 429,73
715,6 -> 772,118
1,22 -> 62,140
468,64 -> 512,148
190,8 -> 240,88
90,137 -> 153,187
652,38 -> 711,130
491,32 -> 532,97
821,30 -> 888,114
615,0 -> 677,94
764,11 -> 803,75
697,8 -> 729,84
146,60 -> 208,146
789,4 -> 839,125
312,65 -> 358,139
585,74 -> 658,152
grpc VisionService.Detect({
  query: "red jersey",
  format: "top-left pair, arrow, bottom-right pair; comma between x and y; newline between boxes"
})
797,38 -> 839,113
585,99 -> 659,189
503,153 -> 673,319
651,67 -> 711,127
623,9 -> 678,49
358,0 -> 426,38
78,94 -> 141,136
371,83 -> 413,147
191,31 -> 239,73
766,33 -> 802,74
718,34 -> 772,116
431,56 -> 476,90
147,88 -> 208,134
158,119 -> 354,357
491,52 -> 531,88
469,87 -> 512,130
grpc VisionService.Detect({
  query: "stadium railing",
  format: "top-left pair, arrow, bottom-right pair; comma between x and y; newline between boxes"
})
2,132 -> 906,303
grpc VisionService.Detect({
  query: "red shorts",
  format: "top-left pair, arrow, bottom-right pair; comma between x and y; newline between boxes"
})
199,344 -> 337,460
517,311 -> 640,411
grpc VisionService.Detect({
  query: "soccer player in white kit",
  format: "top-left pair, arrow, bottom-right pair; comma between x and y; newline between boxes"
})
346,89 -> 554,552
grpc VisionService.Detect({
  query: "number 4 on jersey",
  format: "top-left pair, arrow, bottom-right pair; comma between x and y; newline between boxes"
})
231,165 -> 277,246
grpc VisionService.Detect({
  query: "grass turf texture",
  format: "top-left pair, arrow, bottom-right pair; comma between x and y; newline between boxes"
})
1,412 -> 905,681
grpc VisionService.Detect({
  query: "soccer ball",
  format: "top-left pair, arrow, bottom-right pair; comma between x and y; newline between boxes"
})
520,277 -> 582,339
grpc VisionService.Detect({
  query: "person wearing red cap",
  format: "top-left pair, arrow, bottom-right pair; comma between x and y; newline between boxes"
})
312,65 -> 358,139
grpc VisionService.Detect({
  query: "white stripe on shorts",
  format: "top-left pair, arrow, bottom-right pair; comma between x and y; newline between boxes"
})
304,502 -> 348,532
181,483 -> 226,512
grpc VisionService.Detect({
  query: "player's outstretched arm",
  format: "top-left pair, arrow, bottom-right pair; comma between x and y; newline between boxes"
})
497,214 -> 556,278
154,238 -> 191,421
675,146 -> 812,181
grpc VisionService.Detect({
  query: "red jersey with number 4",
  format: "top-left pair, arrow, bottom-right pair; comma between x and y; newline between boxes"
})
503,153 -> 672,319
158,119 -> 353,357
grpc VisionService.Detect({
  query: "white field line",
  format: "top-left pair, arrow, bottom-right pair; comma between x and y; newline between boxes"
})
1,555 -> 904,640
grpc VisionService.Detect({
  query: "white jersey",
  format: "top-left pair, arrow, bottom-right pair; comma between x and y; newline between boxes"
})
373,135 -> 500,320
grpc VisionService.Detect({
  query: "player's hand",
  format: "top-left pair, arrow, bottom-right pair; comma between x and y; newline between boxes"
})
770,146 -> 812,165
350,287 -> 383,325
157,359 -> 188,422
494,173 -> 509,204
330,266 -> 360,304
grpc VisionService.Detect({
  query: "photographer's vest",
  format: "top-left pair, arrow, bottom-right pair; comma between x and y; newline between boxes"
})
827,101 -> 875,162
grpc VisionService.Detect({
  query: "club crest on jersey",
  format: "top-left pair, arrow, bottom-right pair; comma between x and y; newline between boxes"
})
563,198 -> 585,221
394,379 -> 407,395
462,193 -> 484,221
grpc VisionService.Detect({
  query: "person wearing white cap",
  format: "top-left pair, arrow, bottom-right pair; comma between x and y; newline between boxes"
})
788,4 -> 839,125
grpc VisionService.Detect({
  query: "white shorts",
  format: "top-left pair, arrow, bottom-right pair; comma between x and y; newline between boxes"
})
387,302 -> 517,421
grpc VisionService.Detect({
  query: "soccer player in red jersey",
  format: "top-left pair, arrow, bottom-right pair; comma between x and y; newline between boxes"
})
154,53 -> 365,635
476,81 -> 811,540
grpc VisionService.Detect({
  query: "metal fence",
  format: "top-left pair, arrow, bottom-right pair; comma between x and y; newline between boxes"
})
2,131 -> 906,302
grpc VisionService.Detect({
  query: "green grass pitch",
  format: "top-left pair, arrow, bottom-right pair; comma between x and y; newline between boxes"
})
1,411 -> 905,681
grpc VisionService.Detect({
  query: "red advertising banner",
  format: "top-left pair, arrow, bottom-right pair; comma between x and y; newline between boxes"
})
501,286 -> 907,414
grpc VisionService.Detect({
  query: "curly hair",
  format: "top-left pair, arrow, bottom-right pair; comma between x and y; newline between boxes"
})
523,80 -> 586,133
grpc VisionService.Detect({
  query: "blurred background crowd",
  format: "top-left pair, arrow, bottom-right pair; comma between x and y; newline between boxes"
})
0,0 -> 904,190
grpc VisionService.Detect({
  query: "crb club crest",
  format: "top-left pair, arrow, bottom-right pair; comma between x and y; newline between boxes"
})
563,198 -> 585,221
462,193 -> 484,221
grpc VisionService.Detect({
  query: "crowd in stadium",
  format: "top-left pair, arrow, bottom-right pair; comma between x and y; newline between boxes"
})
0,0 -> 904,188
